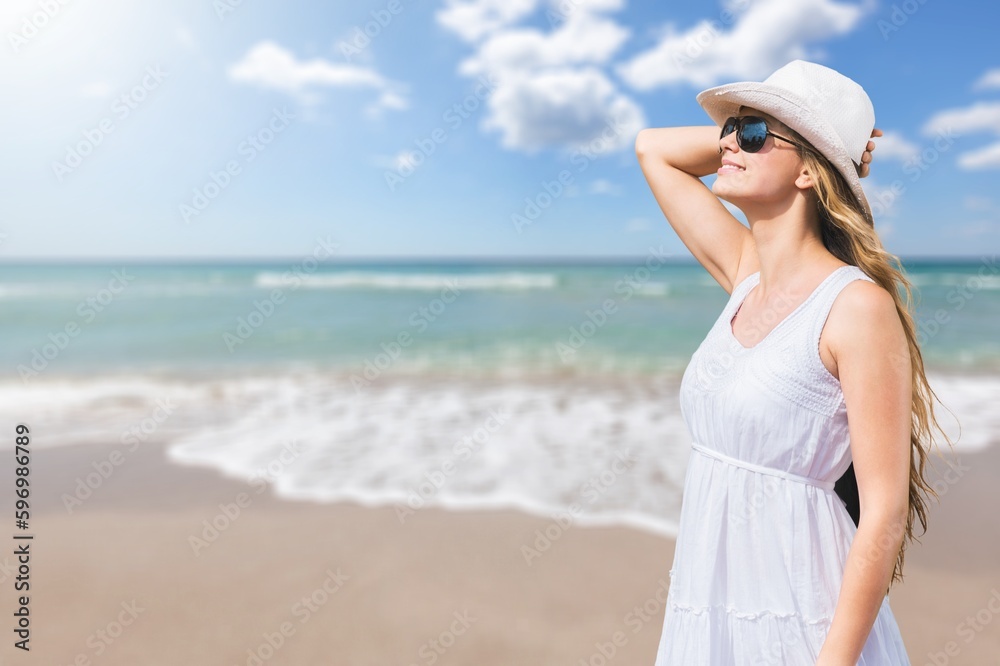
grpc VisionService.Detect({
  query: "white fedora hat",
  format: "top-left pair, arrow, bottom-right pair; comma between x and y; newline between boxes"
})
696,59 -> 876,226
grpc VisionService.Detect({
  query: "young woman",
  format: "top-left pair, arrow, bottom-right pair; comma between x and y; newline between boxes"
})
635,60 -> 949,664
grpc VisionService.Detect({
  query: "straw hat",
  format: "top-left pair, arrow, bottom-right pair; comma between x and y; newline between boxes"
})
696,60 -> 876,225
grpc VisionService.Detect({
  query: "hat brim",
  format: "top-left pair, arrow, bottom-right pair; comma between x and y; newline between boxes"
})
696,82 -> 874,226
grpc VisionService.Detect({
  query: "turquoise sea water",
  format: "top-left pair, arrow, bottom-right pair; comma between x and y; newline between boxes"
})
3,258 -> 996,537
3,258 -> 999,380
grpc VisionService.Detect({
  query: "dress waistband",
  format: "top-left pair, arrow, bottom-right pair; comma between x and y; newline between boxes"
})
690,442 -> 836,491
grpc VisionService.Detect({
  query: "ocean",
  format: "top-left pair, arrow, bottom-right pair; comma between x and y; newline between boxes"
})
3,258 -> 998,537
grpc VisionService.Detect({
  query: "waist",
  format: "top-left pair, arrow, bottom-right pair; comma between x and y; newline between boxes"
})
690,442 -> 836,491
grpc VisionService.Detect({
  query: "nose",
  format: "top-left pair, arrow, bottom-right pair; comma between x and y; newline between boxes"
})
718,126 -> 739,155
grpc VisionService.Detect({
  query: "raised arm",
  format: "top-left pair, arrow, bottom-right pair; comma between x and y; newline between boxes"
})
634,126 -> 751,294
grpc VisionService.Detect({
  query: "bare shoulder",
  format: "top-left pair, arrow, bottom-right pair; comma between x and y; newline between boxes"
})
824,276 -> 907,376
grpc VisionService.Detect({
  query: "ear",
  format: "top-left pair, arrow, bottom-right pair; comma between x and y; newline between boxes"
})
794,165 -> 814,192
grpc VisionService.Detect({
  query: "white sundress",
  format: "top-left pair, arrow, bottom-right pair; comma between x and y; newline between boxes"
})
654,265 -> 911,665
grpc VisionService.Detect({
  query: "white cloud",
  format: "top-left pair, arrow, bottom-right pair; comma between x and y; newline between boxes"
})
616,0 -> 871,90
367,152 -> 414,169
589,178 -> 621,195
871,131 -> 919,162
550,0 -> 626,14
922,101 -> 1000,170
438,2 -> 644,154
457,11 -> 630,76
436,0 -> 539,42
956,142 -> 1000,170
228,41 -> 408,112
176,26 -> 196,51
964,196 -> 996,212
482,67 -> 644,153
394,150 -> 420,170
922,101 -> 1000,137
973,68 -> 1000,91
80,81 -> 112,98
626,217 -> 651,232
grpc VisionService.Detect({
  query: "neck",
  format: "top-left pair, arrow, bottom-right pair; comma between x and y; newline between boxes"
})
741,203 -> 835,297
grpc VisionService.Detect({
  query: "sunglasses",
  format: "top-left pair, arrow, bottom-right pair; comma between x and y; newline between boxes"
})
718,116 -> 809,154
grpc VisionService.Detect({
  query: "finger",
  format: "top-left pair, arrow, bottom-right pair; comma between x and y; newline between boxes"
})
871,128 -> 884,138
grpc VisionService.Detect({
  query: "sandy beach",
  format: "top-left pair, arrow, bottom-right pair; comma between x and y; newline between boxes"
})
0,430 -> 996,666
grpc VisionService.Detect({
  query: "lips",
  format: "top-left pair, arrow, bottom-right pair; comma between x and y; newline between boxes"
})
718,159 -> 745,175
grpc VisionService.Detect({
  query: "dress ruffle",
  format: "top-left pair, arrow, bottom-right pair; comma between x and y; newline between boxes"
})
656,595 -> 910,665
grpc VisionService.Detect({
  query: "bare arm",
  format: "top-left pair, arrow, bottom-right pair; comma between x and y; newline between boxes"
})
634,125 -> 751,294
815,281 -> 912,665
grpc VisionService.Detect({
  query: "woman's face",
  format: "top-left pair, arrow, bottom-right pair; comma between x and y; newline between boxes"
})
711,107 -> 811,214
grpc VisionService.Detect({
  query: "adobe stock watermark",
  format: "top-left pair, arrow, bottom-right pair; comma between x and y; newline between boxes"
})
754,625 -> 827,666
394,407 -> 510,524
62,397 -> 177,513
881,255 -> 999,378
511,113 -> 631,234
877,0 -> 931,40
51,66 -> 168,182
544,0 -> 594,26
16,268 -> 134,382
404,610 -> 477,666
668,0 -> 753,71
576,577 -> 673,666
214,0 -> 250,21
337,0 -> 414,61
0,557 -> 20,587
383,72 -> 500,191
914,255 -> 999,347
691,282 -> 800,391
222,236 -> 340,352
868,126 -> 957,218
237,567 -> 350,666
729,474 -> 781,527
37,600 -> 144,660
926,588 -> 1000,664
349,279 -> 462,394
60,600 -> 145,662
520,447 -> 636,566
555,245 -> 671,362
8,0 -> 73,53
188,439 -> 308,557
852,457 -> 970,579
180,107 -> 295,224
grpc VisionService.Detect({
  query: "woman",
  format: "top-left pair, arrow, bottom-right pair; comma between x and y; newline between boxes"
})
635,60 -> 950,664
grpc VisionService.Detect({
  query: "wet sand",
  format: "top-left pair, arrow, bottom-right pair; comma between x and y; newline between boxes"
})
0,437 -> 997,665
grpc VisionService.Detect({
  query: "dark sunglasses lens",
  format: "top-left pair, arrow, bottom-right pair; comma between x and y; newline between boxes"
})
739,117 -> 768,152
721,117 -> 737,138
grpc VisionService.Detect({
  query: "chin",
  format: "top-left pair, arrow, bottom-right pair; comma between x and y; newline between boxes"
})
712,183 -> 741,206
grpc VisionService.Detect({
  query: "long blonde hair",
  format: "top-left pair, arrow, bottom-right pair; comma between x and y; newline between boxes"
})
788,131 -> 958,594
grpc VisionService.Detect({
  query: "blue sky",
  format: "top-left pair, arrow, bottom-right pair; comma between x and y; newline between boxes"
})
0,0 -> 997,260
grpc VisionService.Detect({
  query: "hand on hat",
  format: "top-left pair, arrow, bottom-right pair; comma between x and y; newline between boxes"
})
856,127 -> 883,178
